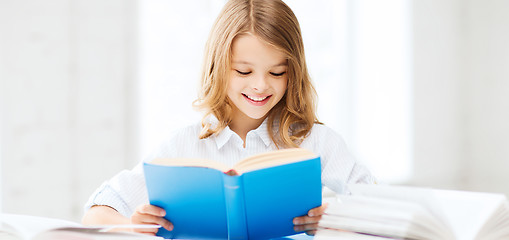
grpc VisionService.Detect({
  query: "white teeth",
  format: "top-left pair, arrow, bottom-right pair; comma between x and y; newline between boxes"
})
245,95 -> 269,101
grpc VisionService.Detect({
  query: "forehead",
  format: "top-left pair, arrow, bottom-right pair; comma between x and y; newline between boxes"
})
231,33 -> 287,66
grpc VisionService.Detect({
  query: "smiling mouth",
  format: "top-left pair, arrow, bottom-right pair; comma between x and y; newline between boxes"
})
243,94 -> 270,102
242,93 -> 270,102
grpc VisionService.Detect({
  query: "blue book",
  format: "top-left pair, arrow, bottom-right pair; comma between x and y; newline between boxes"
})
143,148 -> 322,240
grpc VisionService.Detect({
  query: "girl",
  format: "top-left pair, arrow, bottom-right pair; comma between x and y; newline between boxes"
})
82,0 -> 375,237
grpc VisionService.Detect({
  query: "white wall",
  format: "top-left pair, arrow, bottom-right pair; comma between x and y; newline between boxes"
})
462,0 -> 509,194
410,0 -> 464,189
410,0 -> 509,197
0,0 -> 138,221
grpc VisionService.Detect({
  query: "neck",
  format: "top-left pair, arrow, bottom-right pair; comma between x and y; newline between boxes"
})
229,111 -> 266,147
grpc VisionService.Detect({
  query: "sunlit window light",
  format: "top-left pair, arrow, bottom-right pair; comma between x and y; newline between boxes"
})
349,0 -> 413,183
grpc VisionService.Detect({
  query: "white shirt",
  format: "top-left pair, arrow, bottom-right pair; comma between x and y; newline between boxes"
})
84,119 -> 375,217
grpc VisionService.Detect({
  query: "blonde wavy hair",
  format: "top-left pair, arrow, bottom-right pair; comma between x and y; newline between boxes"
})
193,0 -> 320,148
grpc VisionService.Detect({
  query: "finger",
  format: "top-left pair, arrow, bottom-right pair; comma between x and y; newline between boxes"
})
135,214 -> 173,231
293,215 -> 322,225
157,218 -> 174,231
136,205 -> 166,217
133,228 -> 158,235
306,230 -> 317,236
144,216 -> 173,231
132,212 -> 159,224
307,203 -> 329,217
293,223 -> 318,233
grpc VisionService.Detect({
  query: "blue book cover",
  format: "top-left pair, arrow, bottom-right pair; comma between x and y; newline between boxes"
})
143,148 -> 322,240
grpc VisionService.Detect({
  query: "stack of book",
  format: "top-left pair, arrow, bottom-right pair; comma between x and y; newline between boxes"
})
315,184 -> 509,240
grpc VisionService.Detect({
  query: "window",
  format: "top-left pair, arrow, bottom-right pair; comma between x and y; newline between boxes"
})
346,0 -> 413,182
137,1 -> 224,156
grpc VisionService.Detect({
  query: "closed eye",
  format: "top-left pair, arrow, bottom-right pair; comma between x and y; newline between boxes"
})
236,70 -> 251,75
270,72 -> 286,77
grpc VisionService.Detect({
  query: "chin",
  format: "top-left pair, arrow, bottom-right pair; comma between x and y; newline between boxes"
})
246,114 -> 268,120
243,110 -> 271,120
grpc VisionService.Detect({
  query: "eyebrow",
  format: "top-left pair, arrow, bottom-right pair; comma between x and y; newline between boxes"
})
233,60 -> 288,67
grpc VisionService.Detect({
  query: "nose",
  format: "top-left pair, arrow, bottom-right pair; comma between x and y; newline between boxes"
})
251,74 -> 269,92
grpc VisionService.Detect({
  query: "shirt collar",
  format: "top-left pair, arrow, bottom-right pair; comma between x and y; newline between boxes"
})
250,118 -> 273,147
212,117 -> 274,149
214,125 -> 235,149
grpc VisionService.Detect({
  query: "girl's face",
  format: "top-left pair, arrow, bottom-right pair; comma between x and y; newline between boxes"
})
227,33 -> 288,121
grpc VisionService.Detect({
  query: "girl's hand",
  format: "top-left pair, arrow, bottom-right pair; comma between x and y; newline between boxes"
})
292,203 -> 328,236
131,204 -> 173,235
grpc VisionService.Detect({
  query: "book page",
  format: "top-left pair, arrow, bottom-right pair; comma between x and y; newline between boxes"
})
315,228 -> 402,240
324,195 -> 448,239
234,148 -> 317,173
0,214 -> 81,239
430,189 -> 507,240
149,148 -> 317,175
347,184 -> 456,239
35,229 -> 162,240
479,202 -> 509,240
0,214 -> 162,240
347,184 -> 509,240
150,158 -> 231,173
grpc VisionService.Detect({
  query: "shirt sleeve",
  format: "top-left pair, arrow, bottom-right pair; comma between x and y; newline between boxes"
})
83,162 -> 148,217
303,124 -> 377,194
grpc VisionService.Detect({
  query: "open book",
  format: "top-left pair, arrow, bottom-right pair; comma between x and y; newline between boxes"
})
317,184 -> 509,240
143,148 -> 322,240
0,213 -> 161,240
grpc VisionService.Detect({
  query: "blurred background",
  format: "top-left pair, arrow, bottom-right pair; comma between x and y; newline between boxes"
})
1,0 -> 508,222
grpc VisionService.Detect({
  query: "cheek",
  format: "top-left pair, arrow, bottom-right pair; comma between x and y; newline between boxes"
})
278,78 -> 288,95
227,77 -> 237,89
227,77 -> 242,96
